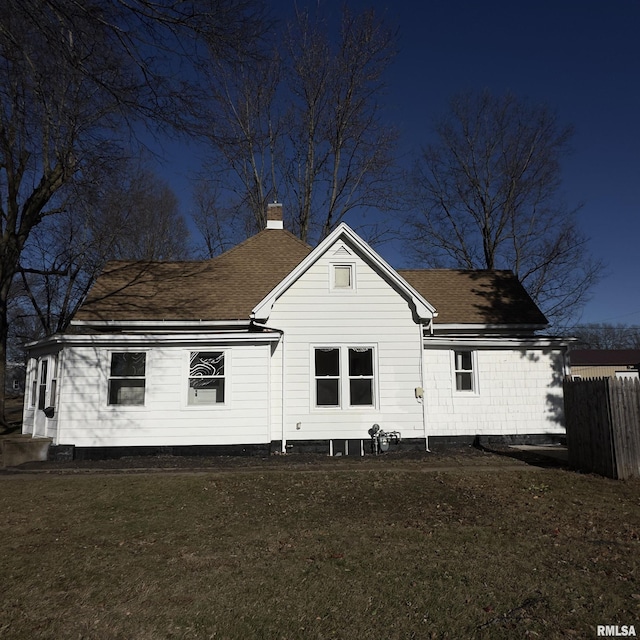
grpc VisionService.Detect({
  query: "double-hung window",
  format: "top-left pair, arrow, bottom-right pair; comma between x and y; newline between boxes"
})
348,348 -> 374,405
315,348 -> 340,406
314,346 -> 375,408
188,351 -> 225,405
108,352 -> 146,405
453,350 -> 475,392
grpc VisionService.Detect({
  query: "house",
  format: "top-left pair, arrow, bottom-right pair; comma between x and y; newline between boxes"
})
5,361 -> 26,395
22,204 -> 569,459
569,349 -> 640,380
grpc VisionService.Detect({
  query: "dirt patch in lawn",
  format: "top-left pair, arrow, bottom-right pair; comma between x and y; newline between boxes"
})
5,444 -> 570,475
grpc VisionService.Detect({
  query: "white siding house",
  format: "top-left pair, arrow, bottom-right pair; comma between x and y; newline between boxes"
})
22,209 -> 569,459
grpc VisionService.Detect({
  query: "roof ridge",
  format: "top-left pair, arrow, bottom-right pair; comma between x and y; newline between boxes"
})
398,268 -> 515,274
214,228 -> 312,262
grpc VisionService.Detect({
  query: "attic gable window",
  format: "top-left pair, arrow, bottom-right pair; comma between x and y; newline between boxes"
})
331,263 -> 355,290
108,352 -> 146,405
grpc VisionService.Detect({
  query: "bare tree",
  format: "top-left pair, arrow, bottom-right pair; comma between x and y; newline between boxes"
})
13,161 -> 190,347
406,90 -> 602,327
287,7 -> 398,241
572,323 -> 640,349
202,49 -> 283,233
0,0 -> 266,426
199,5 -> 398,244
191,180 -> 246,258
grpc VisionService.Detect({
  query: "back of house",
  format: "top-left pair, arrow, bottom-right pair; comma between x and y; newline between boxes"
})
22,205 -> 568,458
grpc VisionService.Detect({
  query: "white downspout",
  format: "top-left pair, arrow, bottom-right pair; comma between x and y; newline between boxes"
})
281,330 -> 286,453
418,322 -> 430,452
251,321 -> 286,453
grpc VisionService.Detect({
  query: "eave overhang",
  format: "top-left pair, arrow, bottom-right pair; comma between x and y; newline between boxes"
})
251,222 -> 437,323
25,330 -> 281,351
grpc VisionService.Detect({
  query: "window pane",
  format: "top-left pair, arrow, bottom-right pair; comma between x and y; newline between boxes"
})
317,379 -> 339,406
334,265 -> 351,288
38,384 -> 47,410
111,353 -> 146,377
50,379 -> 57,408
349,348 -> 373,376
188,378 -> 225,405
190,352 -> 224,377
350,379 -> 373,405
109,379 -> 145,405
455,351 -> 472,371
456,372 -> 473,391
315,349 -> 339,376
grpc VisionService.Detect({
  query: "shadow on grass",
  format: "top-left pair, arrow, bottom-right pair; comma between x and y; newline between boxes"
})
473,441 -> 571,470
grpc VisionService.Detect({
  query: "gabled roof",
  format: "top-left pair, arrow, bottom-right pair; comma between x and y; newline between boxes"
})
74,229 -> 311,322
569,349 -> 640,366
251,223 -> 436,322
398,269 -> 548,326
73,224 -> 546,327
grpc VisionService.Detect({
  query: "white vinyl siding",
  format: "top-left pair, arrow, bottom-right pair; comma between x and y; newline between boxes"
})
269,240 -> 425,442
423,347 -> 565,437
52,342 -> 271,447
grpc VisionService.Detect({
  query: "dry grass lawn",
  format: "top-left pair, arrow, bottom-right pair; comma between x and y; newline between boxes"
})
1,459 -> 639,639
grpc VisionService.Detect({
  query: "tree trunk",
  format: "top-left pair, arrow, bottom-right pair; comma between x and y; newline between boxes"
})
0,277 -> 11,430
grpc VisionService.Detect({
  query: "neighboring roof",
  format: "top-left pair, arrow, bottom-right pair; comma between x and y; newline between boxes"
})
398,269 -> 548,326
74,226 -> 545,327
569,349 -> 640,367
74,229 -> 312,322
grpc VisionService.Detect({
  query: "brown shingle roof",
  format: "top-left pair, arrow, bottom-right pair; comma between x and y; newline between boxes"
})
398,269 -> 547,325
569,349 -> 640,366
74,229 -> 312,322
74,231 -> 545,326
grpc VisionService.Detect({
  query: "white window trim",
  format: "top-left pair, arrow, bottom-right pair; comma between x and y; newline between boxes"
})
28,359 -> 37,408
451,349 -> 479,395
49,355 -> 59,409
184,349 -> 230,410
329,261 -> 357,292
106,350 -> 148,409
311,344 -> 377,411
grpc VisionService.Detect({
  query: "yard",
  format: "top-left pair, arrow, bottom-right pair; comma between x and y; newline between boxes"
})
1,452 -> 639,639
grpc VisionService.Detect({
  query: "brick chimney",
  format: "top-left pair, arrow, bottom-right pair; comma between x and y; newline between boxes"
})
266,202 -> 283,230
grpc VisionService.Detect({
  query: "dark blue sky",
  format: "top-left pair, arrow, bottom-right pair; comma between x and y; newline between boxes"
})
161,1 -> 640,326
372,0 -> 640,325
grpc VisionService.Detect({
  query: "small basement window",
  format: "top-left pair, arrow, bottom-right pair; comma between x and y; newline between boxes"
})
108,352 -> 146,405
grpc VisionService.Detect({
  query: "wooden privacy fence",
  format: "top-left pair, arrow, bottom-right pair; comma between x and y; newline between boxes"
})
563,377 -> 640,479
